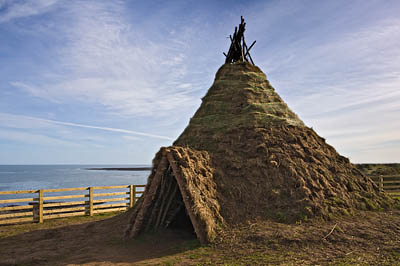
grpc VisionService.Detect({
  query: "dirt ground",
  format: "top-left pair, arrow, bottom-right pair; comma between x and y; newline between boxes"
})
0,210 -> 400,265
0,211 -> 197,266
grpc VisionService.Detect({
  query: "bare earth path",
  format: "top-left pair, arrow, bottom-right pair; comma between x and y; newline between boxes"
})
1,210 -> 400,265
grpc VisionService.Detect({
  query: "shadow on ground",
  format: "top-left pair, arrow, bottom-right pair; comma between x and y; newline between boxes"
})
0,211 -> 200,266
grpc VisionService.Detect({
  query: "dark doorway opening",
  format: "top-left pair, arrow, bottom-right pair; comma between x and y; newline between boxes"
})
151,168 -> 197,238
168,205 -> 195,235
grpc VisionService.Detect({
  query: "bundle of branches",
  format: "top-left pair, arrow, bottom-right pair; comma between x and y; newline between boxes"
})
224,16 -> 256,65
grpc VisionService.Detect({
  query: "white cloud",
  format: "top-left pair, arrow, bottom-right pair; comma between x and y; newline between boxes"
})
251,7 -> 400,163
3,1 -> 400,163
0,0 -> 59,23
0,128 -> 79,147
10,0 -> 197,117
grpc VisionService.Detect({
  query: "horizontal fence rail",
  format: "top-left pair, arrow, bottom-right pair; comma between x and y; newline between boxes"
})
369,175 -> 400,198
0,185 -> 145,225
1,175 -> 398,226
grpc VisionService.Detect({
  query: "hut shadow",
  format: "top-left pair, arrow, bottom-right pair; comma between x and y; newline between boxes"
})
0,212 -> 201,266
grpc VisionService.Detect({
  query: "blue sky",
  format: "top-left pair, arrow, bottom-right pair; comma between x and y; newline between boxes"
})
0,0 -> 399,164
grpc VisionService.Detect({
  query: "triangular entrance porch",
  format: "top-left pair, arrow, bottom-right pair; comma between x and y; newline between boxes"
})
125,147 -> 223,244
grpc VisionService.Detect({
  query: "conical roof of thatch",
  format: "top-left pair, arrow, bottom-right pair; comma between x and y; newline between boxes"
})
125,61 -> 393,243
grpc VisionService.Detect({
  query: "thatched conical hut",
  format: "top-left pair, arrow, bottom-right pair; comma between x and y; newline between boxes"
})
125,19 -> 393,244
125,62 -> 393,243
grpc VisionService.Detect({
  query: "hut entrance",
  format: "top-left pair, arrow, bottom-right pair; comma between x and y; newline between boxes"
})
167,194 -> 195,235
125,147 -> 223,244
146,166 -> 195,235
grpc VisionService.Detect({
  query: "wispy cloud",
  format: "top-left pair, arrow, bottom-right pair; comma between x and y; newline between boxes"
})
1,0 -> 400,163
0,0 -> 59,23
9,0 -> 197,117
0,128 -> 79,147
247,2 -> 400,162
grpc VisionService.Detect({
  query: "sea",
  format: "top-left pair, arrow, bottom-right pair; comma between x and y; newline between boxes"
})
0,165 -> 150,204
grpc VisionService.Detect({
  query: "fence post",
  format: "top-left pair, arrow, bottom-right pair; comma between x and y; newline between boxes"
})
379,175 -> 384,192
89,187 -> 93,216
38,189 -> 43,223
129,185 -> 135,208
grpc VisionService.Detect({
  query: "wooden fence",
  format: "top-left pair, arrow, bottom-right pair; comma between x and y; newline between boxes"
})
370,175 -> 400,198
0,185 -> 145,225
1,175 -> 398,226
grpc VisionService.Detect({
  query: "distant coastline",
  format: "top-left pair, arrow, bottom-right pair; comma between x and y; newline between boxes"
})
86,167 -> 152,171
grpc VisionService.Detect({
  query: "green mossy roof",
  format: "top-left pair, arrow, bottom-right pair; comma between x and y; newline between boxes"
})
178,62 -> 304,138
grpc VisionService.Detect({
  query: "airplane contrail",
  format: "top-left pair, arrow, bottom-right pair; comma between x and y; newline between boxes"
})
2,113 -> 174,141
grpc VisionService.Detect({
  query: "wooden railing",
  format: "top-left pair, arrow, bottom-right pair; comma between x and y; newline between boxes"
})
0,185 -> 145,225
1,175 -> 398,226
369,175 -> 400,198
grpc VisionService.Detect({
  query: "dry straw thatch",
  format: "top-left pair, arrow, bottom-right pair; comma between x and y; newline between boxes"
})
125,147 -> 223,244
125,62 -> 394,243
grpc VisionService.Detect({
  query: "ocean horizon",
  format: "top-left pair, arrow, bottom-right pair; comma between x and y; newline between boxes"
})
0,164 -> 151,192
